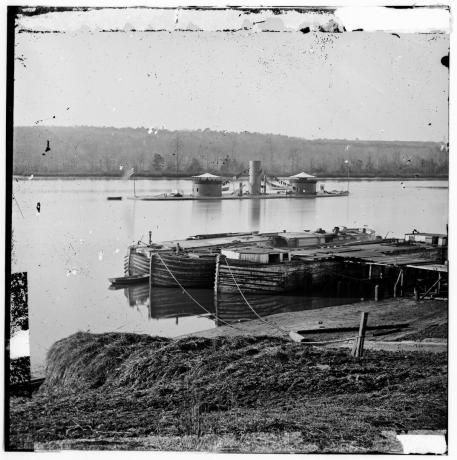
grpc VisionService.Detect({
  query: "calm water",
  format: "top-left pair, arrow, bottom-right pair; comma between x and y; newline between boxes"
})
12,178 -> 448,376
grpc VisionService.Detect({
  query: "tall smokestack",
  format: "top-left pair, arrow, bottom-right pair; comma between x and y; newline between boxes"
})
249,160 -> 262,195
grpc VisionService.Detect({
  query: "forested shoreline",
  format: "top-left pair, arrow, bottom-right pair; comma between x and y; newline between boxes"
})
13,126 -> 448,178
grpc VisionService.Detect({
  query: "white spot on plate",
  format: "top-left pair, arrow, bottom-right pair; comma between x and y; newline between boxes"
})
66,268 -> 78,277
397,434 -> 446,454
10,330 -> 30,359
98,250 -> 104,261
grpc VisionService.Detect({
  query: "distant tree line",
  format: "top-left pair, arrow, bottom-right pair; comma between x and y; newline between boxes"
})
12,126 -> 448,178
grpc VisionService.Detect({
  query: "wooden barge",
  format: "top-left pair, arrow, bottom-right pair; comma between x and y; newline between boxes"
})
123,227 -> 377,292
149,252 -> 217,288
124,244 -> 151,276
120,228 -> 447,300
215,251 -> 309,294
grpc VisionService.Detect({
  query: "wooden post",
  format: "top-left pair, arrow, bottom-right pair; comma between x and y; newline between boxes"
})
374,284 -> 379,301
214,254 -> 221,304
352,312 -> 369,358
149,253 -> 155,285
393,270 -> 402,298
368,264 -> 372,280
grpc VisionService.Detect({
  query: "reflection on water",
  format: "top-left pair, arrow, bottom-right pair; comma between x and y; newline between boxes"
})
191,200 -> 223,232
119,282 -> 359,327
148,287 -> 215,320
248,199 -> 261,230
215,291 -> 360,324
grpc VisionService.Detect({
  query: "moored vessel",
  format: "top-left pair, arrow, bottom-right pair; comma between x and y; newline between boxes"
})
215,248 -> 308,294
150,251 -> 218,288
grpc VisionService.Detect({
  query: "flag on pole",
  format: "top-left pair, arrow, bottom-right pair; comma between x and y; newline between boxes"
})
123,167 -> 134,179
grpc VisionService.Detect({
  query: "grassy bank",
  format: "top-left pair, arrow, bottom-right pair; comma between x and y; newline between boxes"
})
9,333 -> 447,452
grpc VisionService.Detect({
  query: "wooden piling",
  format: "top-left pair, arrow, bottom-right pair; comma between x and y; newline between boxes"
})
352,312 -> 369,358
374,284 -> 379,301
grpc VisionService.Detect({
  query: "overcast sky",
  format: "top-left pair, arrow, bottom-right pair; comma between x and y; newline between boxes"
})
14,11 -> 449,142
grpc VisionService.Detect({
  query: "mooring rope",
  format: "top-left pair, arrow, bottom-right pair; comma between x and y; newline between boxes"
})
155,253 -> 246,332
223,257 -> 289,336
156,252 -> 362,345
223,258 -> 364,345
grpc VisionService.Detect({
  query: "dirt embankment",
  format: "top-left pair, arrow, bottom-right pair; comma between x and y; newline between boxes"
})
9,332 -> 447,452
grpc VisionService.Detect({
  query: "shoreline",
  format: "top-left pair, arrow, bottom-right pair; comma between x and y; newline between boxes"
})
12,175 -> 449,181
185,297 -> 447,342
9,297 -> 447,452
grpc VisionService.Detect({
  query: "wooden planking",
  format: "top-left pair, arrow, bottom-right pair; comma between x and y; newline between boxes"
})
329,340 -> 447,354
218,285 -> 288,294
150,252 -> 217,288
296,322 -> 409,335
127,250 -> 150,276
216,258 -> 309,294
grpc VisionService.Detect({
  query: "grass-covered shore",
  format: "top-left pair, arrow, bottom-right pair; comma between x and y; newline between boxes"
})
10,333 -> 447,452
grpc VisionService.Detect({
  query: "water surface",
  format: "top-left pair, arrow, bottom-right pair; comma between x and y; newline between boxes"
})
12,178 -> 448,375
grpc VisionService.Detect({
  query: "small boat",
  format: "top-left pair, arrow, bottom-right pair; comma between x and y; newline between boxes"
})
107,196 -> 123,200
109,274 -> 149,285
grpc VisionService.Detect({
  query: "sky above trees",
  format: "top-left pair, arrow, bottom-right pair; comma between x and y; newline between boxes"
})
14,9 -> 449,142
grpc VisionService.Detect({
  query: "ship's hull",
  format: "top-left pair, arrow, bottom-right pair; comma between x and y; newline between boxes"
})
150,252 -> 217,288
124,246 -> 150,276
216,257 -> 344,295
216,258 -> 308,294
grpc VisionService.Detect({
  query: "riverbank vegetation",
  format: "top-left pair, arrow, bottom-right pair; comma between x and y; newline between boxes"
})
10,333 -> 447,452
14,126 -> 448,178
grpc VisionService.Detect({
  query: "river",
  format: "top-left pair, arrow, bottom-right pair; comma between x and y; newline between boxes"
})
11,178 -> 448,376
